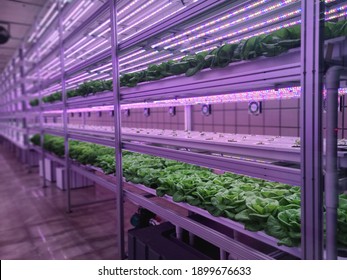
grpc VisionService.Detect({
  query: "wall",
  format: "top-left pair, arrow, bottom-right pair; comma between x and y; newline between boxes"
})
63,96 -> 347,138
122,107 -> 185,130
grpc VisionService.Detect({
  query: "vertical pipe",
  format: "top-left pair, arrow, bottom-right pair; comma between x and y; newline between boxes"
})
325,66 -> 343,260
58,0 -> 71,213
110,0 -> 125,259
184,105 -> 192,131
300,0 -> 324,260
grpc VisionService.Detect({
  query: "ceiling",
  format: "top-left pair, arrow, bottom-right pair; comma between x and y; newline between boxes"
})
0,0 -> 46,73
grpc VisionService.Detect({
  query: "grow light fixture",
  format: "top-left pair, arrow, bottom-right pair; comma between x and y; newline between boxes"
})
120,5 -> 187,43
120,53 -> 174,72
163,0 -> 296,50
152,0 -> 268,48
75,40 -> 109,60
181,9 -> 301,52
119,2 -> 172,35
119,50 -> 146,63
118,0 -> 156,25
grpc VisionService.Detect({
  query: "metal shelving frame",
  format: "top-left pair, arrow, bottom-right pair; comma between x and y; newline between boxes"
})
1,0 -> 346,260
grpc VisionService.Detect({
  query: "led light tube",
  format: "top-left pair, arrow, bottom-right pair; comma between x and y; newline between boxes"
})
118,0 -> 141,16
120,5 -> 187,43
152,0 -> 271,48
75,40 -> 109,60
91,62 -> 113,72
66,72 -> 90,83
120,53 -> 173,72
119,2 -> 172,35
97,27 -> 110,37
163,0 -> 297,50
118,0 -> 156,25
36,10 -> 59,39
181,9 -> 301,52
119,51 -> 159,66
65,1 -> 95,31
63,0 -> 86,25
67,73 -> 98,85
119,50 -> 146,62
65,37 -> 87,54
39,2 -> 57,29
66,39 -> 96,58
88,20 -> 110,36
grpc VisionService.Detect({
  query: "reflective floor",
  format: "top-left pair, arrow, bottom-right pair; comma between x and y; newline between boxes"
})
0,145 -> 137,260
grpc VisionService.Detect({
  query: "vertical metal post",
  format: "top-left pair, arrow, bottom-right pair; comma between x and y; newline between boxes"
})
300,0 -> 324,259
33,23 -> 47,188
110,0 -> 125,259
58,0 -> 71,212
184,105 -> 192,131
19,47 -> 29,164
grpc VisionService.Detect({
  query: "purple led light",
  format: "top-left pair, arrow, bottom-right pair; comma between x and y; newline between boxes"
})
118,0 -> 156,25
120,53 -> 174,72
163,0 -> 297,50
75,40 -> 109,60
120,5 -> 187,43
119,50 -> 146,62
152,0 -> 270,48
119,2 -> 172,35
181,9 -> 301,52
66,38 -> 96,58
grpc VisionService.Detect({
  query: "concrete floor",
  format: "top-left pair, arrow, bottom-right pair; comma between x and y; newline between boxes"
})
0,145 -> 137,260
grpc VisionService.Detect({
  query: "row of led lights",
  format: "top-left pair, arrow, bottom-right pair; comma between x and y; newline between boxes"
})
24,0 -> 345,96
36,0 -> 193,79
3,0 -> 340,86
36,3 -> 347,95
39,87 -> 347,114
37,0 -> 346,85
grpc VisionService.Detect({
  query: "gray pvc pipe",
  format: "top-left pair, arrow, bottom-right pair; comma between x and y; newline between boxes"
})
325,66 -> 344,260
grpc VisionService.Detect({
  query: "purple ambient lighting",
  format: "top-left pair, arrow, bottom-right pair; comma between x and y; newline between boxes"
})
181,9 -> 301,52
118,0 -> 156,25
151,0 -> 271,48
163,0 -> 297,50
120,53 -> 174,72
75,40 -> 109,60
119,2 -> 172,35
120,5 -> 187,43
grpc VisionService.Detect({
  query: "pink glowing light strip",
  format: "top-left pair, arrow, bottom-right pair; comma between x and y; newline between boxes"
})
118,0 -> 141,16
121,87 -> 347,110
119,51 -> 159,67
120,53 -> 174,72
89,20 -> 110,36
119,50 -> 146,62
35,11 -> 59,41
63,0 -> 86,25
66,72 -> 92,84
71,73 -> 99,85
163,0 -> 296,50
66,39 -> 96,58
195,19 -> 300,53
65,38 -> 87,54
120,5 -> 187,43
91,62 -> 113,72
119,2 -> 172,35
65,1 -> 95,31
75,40 -> 109,60
181,9 -> 301,52
118,0 -> 156,25
152,0 -> 270,48
40,86 -> 315,114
